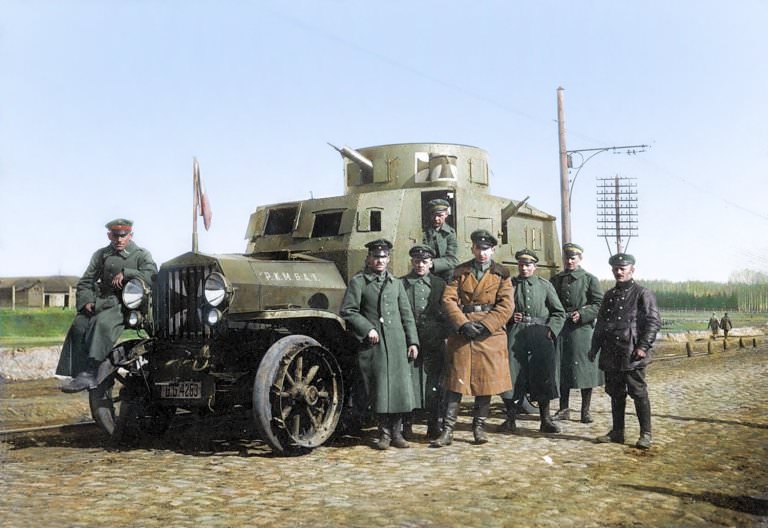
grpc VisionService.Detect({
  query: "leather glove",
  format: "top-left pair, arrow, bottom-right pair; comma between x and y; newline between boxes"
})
460,322 -> 481,339
472,322 -> 490,338
588,347 -> 598,362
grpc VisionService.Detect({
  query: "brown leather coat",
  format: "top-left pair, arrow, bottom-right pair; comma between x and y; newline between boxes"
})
442,260 -> 514,396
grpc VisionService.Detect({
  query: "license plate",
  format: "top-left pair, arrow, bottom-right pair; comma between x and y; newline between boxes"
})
157,381 -> 202,399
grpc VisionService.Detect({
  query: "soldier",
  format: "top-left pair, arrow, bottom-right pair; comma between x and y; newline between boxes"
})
57,219 -> 157,393
708,313 -> 720,338
720,312 -> 733,339
340,239 -> 420,450
589,253 -> 661,450
400,244 -> 448,440
422,198 -> 459,281
499,249 -> 566,434
431,229 -> 514,447
550,243 -> 604,424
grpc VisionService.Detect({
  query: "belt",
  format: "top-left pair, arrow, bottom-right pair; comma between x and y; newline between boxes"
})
515,315 -> 548,325
462,303 -> 495,313
602,321 -> 634,330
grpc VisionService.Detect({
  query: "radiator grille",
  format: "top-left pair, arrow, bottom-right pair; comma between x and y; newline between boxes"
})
156,264 -> 216,339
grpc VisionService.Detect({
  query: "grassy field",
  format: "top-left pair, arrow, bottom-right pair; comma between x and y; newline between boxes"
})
658,310 -> 768,333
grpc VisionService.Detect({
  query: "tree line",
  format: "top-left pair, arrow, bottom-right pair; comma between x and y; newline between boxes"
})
597,279 -> 768,312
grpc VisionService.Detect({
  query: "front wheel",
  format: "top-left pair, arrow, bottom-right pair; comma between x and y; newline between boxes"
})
89,340 -> 175,442
252,335 -> 344,455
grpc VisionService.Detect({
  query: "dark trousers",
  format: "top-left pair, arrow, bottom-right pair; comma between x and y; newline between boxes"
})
502,324 -> 558,402
604,369 -> 648,401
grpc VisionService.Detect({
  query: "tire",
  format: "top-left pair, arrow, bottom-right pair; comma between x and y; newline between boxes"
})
252,335 -> 344,455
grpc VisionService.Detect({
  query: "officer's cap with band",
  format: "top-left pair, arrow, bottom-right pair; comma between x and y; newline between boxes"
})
409,244 -> 436,260
105,218 -> 133,236
365,238 -> 393,257
563,242 -> 584,256
608,253 -> 636,266
515,248 -> 539,263
470,229 -> 498,249
427,198 -> 450,213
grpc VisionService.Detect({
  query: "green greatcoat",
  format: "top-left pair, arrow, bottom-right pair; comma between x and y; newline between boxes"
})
56,240 -> 157,376
400,271 -> 447,409
423,224 -> 459,281
340,270 -> 420,414
550,267 -> 604,389
507,275 -> 566,383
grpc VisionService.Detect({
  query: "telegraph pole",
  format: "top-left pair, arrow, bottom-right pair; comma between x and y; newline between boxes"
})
557,87 -> 571,245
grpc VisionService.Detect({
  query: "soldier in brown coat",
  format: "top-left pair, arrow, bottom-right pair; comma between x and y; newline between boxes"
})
431,229 -> 514,447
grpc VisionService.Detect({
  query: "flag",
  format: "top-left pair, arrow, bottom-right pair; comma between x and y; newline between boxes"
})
194,159 -> 212,231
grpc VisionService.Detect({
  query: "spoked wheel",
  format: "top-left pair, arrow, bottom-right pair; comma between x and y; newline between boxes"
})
253,335 -> 344,455
89,340 -> 175,442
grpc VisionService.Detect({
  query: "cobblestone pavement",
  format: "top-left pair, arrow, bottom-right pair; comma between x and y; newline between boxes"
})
1,347 -> 767,527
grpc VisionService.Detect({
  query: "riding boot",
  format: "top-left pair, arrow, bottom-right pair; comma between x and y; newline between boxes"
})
596,396 -> 625,443
390,415 -> 410,449
61,358 -> 100,393
401,413 -> 415,441
374,414 -> 392,450
634,396 -> 652,449
499,398 -> 517,433
430,397 -> 459,448
553,390 -> 570,421
426,414 -> 442,440
539,399 -> 561,433
580,388 -> 594,423
472,397 -> 490,444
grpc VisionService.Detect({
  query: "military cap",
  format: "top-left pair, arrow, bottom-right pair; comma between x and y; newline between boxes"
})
515,248 -> 539,263
608,253 -> 636,266
409,244 -> 436,260
105,218 -> 133,235
470,229 -> 498,249
365,238 -> 393,257
563,242 -> 584,256
427,198 -> 450,213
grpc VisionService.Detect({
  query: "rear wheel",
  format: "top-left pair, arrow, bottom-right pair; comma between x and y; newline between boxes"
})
252,335 -> 344,454
89,340 -> 175,442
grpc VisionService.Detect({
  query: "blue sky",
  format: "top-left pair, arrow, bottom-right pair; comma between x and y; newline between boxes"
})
2,1 -> 766,282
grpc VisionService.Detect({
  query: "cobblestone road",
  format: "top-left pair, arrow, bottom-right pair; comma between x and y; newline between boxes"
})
1,347 -> 767,527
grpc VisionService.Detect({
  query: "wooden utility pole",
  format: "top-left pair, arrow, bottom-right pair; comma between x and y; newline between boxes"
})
557,87 -> 571,245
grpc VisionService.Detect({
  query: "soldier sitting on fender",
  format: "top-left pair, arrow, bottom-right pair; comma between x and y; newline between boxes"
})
500,249 -> 566,434
57,219 -> 157,393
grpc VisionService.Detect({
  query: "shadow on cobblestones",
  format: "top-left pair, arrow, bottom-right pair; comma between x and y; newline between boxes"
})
622,483 -> 768,516
653,413 -> 768,430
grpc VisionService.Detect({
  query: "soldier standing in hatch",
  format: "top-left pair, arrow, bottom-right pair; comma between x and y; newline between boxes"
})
589,253 -> 661,450
499,249 -> 566,434
340,239 -> 420,450
400,244 -> 448,440
57,219 -> 157,393
431,229 -> 514,447
708,313 -> 720,338
550,243 -> 604,424
720,312 -> 733,339
422,198 -> 459,281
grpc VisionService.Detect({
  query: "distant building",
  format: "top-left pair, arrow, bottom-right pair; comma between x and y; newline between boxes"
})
0,276 -> 79,309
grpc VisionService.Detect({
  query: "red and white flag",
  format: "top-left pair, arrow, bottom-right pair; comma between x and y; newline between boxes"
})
194,159 -> 212,231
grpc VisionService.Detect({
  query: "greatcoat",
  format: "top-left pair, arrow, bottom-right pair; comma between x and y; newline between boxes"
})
56,240 -> 157,376
550,266 -> 604,389
442,260 -> 514,396
401,271 -> 447,409
423,224 -> 459,280
340,270 -> 420,414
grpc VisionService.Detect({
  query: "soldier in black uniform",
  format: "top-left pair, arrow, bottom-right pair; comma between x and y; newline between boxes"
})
589,253 -> 661,450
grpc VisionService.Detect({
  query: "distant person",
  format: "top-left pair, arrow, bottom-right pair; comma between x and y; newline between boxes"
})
400,244 -> 448,440
720,312 -> 733,339
431,230 -> 514,447
589,253 -> 661,450
708,313 -> 720,338
340,239 -> 420,450
550,243 -> 604,424
57,219 -> 157,393
422,199 -> 459,281
500,249 -> 566,434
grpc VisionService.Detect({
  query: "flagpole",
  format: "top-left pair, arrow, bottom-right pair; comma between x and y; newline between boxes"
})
192,158 -> 199,253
